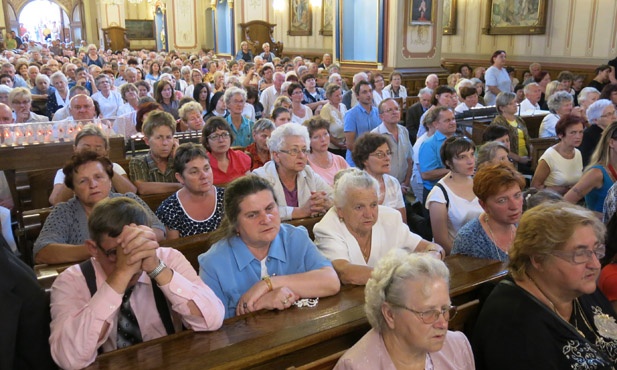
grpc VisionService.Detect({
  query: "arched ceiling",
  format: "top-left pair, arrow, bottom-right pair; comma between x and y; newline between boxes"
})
7,0 -> 76,17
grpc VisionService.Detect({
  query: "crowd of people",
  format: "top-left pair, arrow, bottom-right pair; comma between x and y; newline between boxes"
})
2,42 -> 617,370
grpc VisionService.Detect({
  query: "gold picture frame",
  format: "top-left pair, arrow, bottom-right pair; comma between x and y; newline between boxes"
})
410,0 -> 434,25
442,0 -> 456,35
288,0 -> 313,36
320,0 -> 333,36
482,0 -> 547,35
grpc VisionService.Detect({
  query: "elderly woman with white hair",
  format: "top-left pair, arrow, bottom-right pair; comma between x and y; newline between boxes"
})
334,250 -> 473,369
178,101 -> 205,133
578,86 -> 600,112
539,91 -> 584,137
0,84 -> 11,106
224,86 -> 255,147
314,169 -> 441,285
47,71 -> 70,117
9,87 -> 49,123
580,99 -> 616,166
252,123 -> 332,220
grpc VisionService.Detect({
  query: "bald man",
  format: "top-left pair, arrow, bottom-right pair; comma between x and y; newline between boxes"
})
69,94 -> 97,121
425,74 -> 439,90
0,102 -> 13,124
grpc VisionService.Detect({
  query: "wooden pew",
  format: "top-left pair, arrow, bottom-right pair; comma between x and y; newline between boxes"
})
286,350 -> 346,370
529,137 -> 559,172
87,255 -> 508,370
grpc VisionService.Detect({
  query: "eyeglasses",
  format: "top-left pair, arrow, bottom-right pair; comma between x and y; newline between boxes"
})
98,246 -> 117,258
383,107 -> 400,114
389,303 -> 458,324
279,148 -> 310,156
601,110 -> 617,119
208,132 -> 231,141
550,245 -> 605,264
369,151 -> 392,159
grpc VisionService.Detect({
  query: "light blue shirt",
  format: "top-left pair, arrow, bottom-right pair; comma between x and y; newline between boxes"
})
226,115 -> 254,147
344,103 -> 381,166
198,224 -> 332,318
418,130 -> 448,190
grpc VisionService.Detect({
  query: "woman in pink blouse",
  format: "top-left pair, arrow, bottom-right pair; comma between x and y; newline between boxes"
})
304,116 -> 348,186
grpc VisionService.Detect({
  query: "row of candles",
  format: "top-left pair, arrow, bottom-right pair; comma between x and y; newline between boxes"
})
1,120 -> 114,146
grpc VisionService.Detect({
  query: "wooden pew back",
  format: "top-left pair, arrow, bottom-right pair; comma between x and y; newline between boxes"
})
529,137 -> 559,171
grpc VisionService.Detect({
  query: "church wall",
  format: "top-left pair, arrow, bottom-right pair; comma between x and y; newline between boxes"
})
441,0 -> 617,65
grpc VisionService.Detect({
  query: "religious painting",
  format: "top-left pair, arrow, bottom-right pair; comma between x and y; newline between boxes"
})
442,0 -> 457,35
482,0 -> 547,35
410,0 -> 433,25
288,0 -> 312,36
320,0 -> 333,36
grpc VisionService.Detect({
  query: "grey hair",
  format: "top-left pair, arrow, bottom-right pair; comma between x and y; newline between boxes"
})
50,71 -> 67,83
586,99 -> 614,124
0,85 -> 12,94
476,141 -> 509,168
455,78 -> 473,96
180,66 -> 191,75
523,82 -> 539,95
253,118 -> 275,133
35,73 -> 50,84
365,249 -> 450,333
578,87 -> 600,104
418,87 -> 433,97
297,65 -> 308,75
547,91 -> 573,113
159,73 -> 173,82
267,123 -> 310,153
470,78 -> 483,87
328,73 -> 341,83
178,101 -> 203,121
495,91 -> 516,110
223,86 -> 247,105
333,168 -> 379,209
352,72 -> 368,85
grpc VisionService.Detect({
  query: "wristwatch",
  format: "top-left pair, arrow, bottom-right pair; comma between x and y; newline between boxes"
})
148,259 -> 167,279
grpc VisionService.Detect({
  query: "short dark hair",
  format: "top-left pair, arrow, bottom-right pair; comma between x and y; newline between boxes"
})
483,125 -> 510,143
287,82 -> 303,96
88,197 -> 150,246
272,106 -> 290,120
201,116 -> 234,151
440,136 -> 476,170
211,175 -> 276,241
431,85 -> 455,106
352,133 -> 390,170
459,86 -> 477,100
173,142 -> 209,174
63,151 -> 113,190
353,80 -> 371,96
596,64 -> 611,75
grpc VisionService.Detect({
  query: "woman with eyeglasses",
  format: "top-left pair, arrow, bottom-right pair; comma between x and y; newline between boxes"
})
156,143 -> 224,239
426,137 -> 483,255
352,133 -> 407,222
314,169 -> 441,286
334,250 -> 473,369
472,201 -> 616,370
580,99 -> 616,167
201,117 -> 251,186
564,121 -> 617,217
252,124 -> 332,220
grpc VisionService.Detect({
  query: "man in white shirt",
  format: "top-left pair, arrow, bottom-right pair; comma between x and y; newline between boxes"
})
259,71 -> 285,118
519,82 -> 542,113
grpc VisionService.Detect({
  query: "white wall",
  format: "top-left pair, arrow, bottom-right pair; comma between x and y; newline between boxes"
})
442,0 -> 617,65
